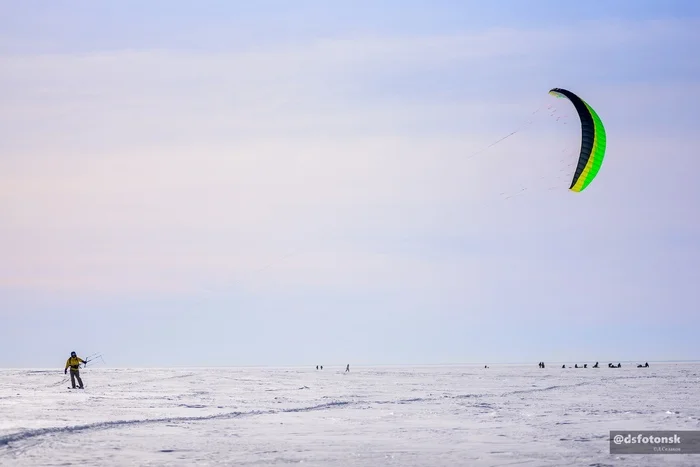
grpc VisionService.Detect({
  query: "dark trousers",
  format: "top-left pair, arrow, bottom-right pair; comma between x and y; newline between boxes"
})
70,369 -> 83,388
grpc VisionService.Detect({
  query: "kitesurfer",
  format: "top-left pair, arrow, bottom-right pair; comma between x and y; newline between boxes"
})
65,351 -> 86,389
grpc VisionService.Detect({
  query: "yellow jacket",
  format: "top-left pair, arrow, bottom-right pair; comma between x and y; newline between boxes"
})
65,356 -> 86,371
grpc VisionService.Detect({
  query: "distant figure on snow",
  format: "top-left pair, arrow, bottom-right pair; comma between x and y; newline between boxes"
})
65,351 -> 86,389
320,365 -> 323,370
593,362 -> 599,368
316,365 -> 319,370
346,364 -> 350,372
484,365 -> 489,369
584,364 -> 588,368
637,362 -> 649,368
562,364 -> 565,369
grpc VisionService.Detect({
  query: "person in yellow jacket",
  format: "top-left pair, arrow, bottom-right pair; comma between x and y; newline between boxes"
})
65,351 -> 86,389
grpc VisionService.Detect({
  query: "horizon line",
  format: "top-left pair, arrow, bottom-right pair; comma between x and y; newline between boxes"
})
5,359 -> 699,370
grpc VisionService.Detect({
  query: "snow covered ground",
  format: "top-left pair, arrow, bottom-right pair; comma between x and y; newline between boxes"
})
1,363 -> 698,466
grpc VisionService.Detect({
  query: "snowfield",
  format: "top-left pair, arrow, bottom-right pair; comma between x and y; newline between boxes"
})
1,364 -> 699,466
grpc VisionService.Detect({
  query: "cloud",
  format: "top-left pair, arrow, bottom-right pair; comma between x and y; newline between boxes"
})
0,15 -> 698,302
2,16 -> 698,144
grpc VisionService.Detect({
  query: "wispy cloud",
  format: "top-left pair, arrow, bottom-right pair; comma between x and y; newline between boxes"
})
2,16 -> 699,295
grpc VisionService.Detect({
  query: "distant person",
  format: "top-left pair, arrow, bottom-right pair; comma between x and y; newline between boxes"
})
644,362 -> 649,368
320,365 -> 323,370
541,362 -> 545,368
584,364 -> 587,368
316,365 -> 319,370
64,351 -> 86,389
617,363 -> 621,368
562,364 -> 565,369
346,364 -> 350,372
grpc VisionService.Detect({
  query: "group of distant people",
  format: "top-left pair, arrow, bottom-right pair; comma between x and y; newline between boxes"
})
538,361 -> 650,369
316,364 -> 351,372
62,350 -> 656,391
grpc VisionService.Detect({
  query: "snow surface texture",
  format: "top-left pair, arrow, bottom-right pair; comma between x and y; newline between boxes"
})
1,364 -> 699,466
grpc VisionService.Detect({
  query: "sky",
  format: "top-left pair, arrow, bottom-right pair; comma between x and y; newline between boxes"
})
1,1 -> 699,367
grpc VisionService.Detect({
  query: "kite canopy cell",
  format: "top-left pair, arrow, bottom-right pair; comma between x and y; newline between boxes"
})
548,88 -> 607,192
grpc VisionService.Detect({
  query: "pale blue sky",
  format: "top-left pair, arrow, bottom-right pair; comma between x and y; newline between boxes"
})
1,1 -> 699,367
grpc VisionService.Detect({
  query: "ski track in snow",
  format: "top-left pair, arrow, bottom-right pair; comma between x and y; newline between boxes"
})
1,364 -> 699,466
0,401 -> 351,447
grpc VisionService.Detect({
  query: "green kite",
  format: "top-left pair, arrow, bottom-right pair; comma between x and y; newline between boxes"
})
548,88 -> 607,192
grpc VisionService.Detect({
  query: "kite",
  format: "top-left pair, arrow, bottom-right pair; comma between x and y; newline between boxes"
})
548,88 -> 607,192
